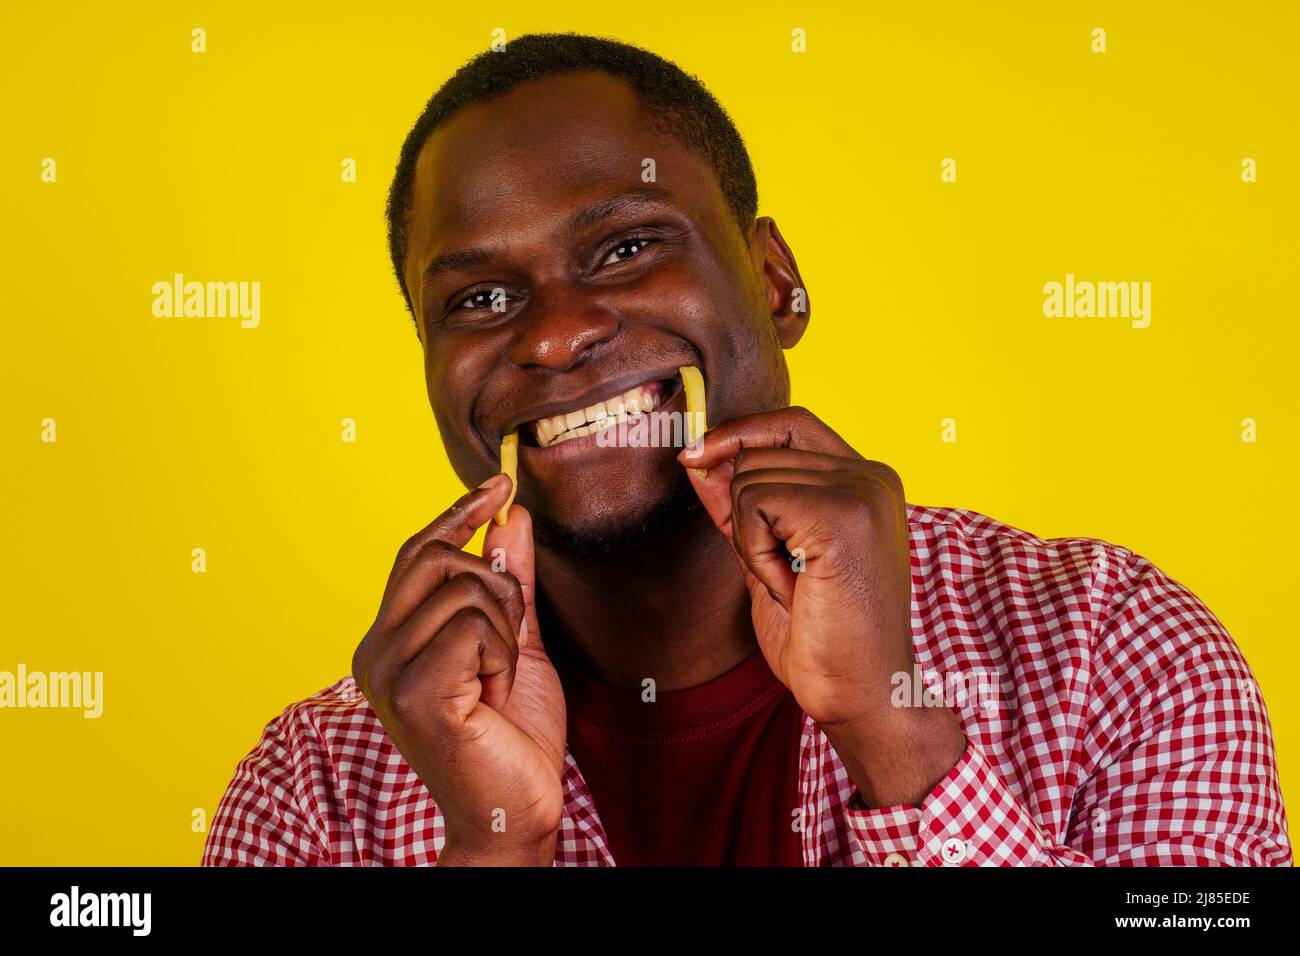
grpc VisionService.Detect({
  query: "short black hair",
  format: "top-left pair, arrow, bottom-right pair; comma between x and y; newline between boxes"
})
385,32 -> 759,319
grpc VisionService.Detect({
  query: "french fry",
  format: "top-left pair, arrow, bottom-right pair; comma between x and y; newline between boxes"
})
679,365 -> 707,475
494,431 -> 518,526
679,365 -> 706,444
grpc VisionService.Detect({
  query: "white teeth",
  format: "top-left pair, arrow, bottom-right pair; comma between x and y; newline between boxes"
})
533,383 -> 662,447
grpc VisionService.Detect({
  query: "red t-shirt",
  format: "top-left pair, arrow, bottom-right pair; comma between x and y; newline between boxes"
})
552,646 -> 805,867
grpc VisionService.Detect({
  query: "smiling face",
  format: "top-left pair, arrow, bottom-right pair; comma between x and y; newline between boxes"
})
402,70 -> 806,554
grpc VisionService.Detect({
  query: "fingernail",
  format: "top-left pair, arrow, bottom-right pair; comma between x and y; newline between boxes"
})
692,468 -> 707,479
478,473 -> 503,490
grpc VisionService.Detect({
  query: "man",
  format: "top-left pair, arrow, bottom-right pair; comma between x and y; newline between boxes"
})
204,33 -> 1290,866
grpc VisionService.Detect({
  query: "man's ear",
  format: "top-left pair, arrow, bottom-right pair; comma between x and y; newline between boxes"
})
751,216 -> 809,348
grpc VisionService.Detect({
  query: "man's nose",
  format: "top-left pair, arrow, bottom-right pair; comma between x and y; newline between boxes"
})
506,284 -> 620,370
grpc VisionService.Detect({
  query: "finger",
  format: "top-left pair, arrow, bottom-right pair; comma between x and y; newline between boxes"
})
685,460 -> 738,547
391,606 -> 517,726
396,573 -> 518,666
389,473 -> 514,581
380,543 -> 525,637
730,467 -> 858,501
687,460 -> 857,544
730,482 -> 810,610
732,479 -> 880,586
482,504 -> 543,651
360,573 -> 518,701
731,447 -> 868,477
728,472 -> 863,596
685,461 -> 785,604
676,406 -> 860,470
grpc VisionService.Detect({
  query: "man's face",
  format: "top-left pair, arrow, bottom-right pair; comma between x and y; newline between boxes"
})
403,70 -> 795,552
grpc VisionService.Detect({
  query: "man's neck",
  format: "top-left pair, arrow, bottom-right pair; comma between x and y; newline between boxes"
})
534,507 -> 755,691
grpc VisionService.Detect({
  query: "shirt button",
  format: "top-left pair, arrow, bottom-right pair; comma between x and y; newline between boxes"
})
941,837 -> 968,865
883,853 -> 909,867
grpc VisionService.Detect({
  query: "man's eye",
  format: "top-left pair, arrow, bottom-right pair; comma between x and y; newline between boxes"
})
456,288 -> 506,311
601,237 -> 654,266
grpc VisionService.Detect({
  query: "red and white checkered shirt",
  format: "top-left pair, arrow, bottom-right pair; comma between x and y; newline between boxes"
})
203,504 -> 1291,866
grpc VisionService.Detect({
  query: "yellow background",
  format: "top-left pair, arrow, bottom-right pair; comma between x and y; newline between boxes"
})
2,1 -> 1295,864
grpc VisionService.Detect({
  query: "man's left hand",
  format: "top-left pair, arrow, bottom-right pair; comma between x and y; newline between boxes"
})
679,405 -> 967,809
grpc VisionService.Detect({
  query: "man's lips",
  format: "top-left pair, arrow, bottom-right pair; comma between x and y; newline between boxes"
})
494,367 -> 689,448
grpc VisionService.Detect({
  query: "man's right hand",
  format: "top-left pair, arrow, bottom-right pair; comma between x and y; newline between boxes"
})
351,473 -> 566,866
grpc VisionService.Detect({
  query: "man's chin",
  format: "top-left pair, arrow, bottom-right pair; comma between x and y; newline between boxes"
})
529,468 -> 705,560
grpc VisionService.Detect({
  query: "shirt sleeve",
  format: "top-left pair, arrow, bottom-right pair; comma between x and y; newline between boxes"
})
202,704 -> 332,866
844,552 -> 1292,867
843,742 -> 1093,866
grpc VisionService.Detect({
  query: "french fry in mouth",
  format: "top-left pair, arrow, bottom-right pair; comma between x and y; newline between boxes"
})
494,431 -> 519,526
679,365 -> 707,470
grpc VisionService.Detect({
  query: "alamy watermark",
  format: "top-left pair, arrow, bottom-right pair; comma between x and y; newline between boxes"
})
890,665 -> 1007,716
152,273 -> 260,329
50,886 -> 150,936
0,664 -> 103,718
593,409 -> 707,459
1043,272 -> 1151,329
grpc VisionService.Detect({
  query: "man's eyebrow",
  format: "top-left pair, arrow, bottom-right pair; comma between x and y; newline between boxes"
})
420,186 -> 679,288
421,247 -> 494,286
565,186 -> 679,237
